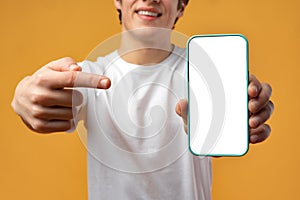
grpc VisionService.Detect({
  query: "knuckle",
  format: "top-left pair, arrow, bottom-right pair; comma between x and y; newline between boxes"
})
266,109 -> 272,121
31,120 -> 47,132
60,57 -> 75,65
269,101 -> 275,113
31,105 -> 44,118
61,57 -> 74,62
263,106 -> 272,120
263,83 -> 273,96
11,98 -> 18,112
34,73 -> 48,86
65,71 -> 77,86
249,74 -> 256,82
263,124 -> 271,135
31,90 -> 47,105
267,102 -> 274,114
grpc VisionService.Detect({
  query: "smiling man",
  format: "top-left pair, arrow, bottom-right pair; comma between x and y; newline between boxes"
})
11,0 -> 273,199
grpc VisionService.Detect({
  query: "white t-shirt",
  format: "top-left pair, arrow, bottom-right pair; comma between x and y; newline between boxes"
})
76,46 -> 212,200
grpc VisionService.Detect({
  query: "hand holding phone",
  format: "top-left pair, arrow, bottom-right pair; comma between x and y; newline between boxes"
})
187,34 -> 249,156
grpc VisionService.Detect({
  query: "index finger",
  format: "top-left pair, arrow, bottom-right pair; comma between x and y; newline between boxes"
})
40,70 -> 111,89
71,71 -> 111,89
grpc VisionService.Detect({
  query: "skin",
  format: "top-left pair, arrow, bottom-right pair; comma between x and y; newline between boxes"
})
115,0 -> 185,65
11,0 -> 274,144
11,58 -> 111,133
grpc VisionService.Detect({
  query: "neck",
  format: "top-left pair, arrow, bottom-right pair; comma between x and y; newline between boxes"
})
118,28 -> 174,66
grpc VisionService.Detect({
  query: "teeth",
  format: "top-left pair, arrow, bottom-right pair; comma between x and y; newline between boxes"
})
137,10 -> 159,17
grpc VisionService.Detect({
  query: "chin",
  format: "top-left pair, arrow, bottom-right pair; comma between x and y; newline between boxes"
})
126,26 -> 172,40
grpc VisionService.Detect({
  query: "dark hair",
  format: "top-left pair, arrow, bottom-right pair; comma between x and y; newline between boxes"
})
117,0 -> 189,25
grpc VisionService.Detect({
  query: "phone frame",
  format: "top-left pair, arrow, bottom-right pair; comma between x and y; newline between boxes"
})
186,34 -> 249,157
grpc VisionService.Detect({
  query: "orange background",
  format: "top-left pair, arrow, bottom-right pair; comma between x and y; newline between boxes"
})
1,0 -> 299,199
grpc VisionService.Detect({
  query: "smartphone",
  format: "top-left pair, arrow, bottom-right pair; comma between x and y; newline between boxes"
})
187,34 -> 249,156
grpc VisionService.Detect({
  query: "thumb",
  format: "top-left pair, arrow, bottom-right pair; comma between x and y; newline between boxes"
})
45,57 -> 81,72
175,99 -> 188,123
176,99 -> 188,134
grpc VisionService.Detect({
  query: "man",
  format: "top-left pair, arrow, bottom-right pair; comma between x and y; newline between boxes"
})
11,0 -> 274,199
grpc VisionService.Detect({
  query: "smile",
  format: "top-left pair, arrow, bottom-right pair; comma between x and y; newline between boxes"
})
136,10 -> 162,17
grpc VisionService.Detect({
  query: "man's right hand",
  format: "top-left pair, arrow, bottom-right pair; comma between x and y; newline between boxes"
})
11,57 -> 111,133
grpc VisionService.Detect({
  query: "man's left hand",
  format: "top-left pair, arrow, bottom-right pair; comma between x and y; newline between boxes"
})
175,74 -> 274,144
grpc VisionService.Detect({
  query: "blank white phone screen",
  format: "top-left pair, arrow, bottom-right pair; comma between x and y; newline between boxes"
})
187,35 -> 249,156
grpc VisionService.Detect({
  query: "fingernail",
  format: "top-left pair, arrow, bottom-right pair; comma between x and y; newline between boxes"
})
250,135 -> 259,143
99,79 -> 109,88
251,85 -> 258,94
70,64 -> 80,71
178,105 -> 182,116
251,101 -> 259,111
